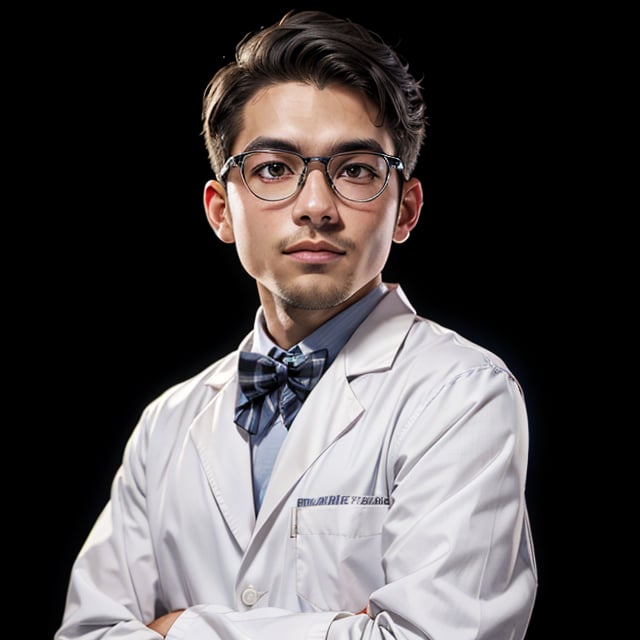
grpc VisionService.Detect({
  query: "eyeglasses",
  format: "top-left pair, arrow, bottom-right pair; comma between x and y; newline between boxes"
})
219,149 -> 404,203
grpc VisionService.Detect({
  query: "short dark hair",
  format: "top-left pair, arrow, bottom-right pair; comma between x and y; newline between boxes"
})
202,10 -> 427,179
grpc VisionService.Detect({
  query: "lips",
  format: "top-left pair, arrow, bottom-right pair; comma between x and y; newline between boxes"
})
282,240 -> 346,264
282,240 -> 346,255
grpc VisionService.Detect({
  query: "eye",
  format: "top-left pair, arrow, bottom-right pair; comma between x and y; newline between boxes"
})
245,152 -> 299,182
330,153 -> 384,183
342,163 -> 376,180
255,161 -> 291,180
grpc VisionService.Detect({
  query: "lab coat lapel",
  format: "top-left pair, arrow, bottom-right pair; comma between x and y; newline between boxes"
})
189,340 -> 256,551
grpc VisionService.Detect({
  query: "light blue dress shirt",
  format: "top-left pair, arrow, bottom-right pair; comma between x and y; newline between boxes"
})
247,283 -> 389,512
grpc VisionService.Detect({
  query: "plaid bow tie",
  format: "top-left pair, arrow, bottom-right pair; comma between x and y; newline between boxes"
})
234,346 -> 328,435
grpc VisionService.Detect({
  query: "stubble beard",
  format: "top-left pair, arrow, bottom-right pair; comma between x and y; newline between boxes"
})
275,272 -> 355,311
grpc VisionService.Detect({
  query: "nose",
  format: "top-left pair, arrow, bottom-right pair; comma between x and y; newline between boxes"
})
291,164 -> 339,228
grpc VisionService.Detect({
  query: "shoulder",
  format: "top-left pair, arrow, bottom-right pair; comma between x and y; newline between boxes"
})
409,314 -> 511,373
370,285 -> 517,384
403,314 -> 525,400
120,350 -> 238,466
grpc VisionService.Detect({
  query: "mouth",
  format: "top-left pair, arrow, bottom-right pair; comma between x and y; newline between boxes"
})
282,241 -> 346,265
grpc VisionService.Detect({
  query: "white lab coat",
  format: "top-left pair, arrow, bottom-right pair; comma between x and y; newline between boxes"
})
56,284 -> 537,639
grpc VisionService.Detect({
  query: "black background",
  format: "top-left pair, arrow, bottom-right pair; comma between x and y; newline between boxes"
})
26,3 -> 565,638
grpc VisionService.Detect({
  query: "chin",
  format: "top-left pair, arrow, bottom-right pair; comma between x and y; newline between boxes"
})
277,279 -> 355,311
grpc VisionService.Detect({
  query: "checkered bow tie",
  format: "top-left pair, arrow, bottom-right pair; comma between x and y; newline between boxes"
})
234,346 -> 328,435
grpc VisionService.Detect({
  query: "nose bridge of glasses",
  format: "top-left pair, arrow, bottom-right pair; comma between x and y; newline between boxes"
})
305,156 -> 331,173
300,156 -> 334,187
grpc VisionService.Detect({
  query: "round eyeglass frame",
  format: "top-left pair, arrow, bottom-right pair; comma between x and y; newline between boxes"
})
218,149 -> 405,203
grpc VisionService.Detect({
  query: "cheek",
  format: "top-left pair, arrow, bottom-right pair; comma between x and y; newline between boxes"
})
358,205 -> 398,258
225,192 -> 273,271
226,189 -> 254,241
365,229 -> 395,271
361,217 -> 399,276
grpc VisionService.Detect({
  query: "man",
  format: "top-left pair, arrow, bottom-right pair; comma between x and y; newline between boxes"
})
56,9 -> 537,639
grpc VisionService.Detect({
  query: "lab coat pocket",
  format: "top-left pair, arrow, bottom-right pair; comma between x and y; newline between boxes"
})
294,504 -> 387,611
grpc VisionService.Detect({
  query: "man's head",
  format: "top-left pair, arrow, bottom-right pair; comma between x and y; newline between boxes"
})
201,10 -> 427,339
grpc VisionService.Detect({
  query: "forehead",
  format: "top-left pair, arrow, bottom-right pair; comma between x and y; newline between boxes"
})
232,82 -> 395,155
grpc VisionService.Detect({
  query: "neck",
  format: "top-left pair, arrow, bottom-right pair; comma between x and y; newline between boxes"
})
257,277 -> 381,350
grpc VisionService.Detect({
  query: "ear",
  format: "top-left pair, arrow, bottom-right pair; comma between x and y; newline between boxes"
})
393,177 -> 423,244
204,179 -> 235,244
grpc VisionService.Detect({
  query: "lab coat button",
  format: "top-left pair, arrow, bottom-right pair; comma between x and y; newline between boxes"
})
241,586 -> 259,606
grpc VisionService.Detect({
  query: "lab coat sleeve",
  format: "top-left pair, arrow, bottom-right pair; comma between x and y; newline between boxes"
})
326,364 -> 537,639
56,407 -> 169,639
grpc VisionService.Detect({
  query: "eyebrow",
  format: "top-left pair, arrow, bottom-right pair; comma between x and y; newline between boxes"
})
242,137 -> 388,155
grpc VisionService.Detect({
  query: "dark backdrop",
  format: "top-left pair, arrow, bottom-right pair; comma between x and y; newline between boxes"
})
32,4 -> 560,638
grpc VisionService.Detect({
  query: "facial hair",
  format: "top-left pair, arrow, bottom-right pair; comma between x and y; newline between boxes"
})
275,274 -> 356,310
